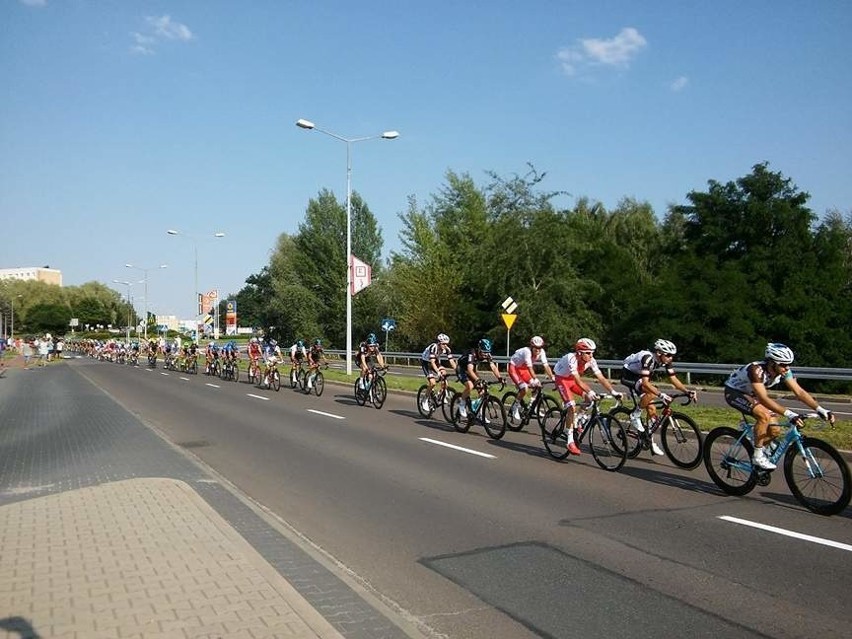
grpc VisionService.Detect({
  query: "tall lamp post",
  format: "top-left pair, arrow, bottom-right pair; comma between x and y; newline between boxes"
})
113,279 -> 141,343
166,230 -> 225,343
295,118 -> 399,376
125,263 -> 167,341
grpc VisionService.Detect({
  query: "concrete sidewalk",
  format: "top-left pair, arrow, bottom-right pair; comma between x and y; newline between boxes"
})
1,478 -> 343,639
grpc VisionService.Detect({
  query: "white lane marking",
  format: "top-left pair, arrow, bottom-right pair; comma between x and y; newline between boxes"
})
180,377 -> 190,381
307,409 -> 345,420
419,437 -> 496,459
719,516 -> 852,552
246,393 -> 270,401
206,383 -> 220,388
160,372 -> 169,376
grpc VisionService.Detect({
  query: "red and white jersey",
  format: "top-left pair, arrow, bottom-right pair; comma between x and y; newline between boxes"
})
509,346 -> 548,369
554,352 -> 601,378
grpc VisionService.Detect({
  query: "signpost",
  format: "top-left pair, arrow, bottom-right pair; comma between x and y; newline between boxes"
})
501,296 -> 518,357
381,318 -> 396,351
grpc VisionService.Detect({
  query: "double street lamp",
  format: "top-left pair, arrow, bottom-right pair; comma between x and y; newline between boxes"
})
113,279 -> 143,342
166,229 -> 225,343
295,118 -> 399,376
125,263 -> 168,340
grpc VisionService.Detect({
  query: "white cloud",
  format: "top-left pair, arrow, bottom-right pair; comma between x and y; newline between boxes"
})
670,76 -> 689,92
20,0 -> 47,7
557,27 -> 647,76
130,14 -> 194,55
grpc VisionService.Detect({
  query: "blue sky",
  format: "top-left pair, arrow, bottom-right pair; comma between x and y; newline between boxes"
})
2,0 -> 850,320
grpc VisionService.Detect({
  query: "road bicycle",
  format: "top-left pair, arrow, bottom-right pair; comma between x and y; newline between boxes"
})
354,365 -> 388,408
147,350 -> 157,368
703,413 -> 851,516
259,359 -> 281,392
501,382 -> 560,432
247,357 -> 261,385
449,379 -> 507,440
540,394 -> 628,471
417,374 -> 457,422
290,360 -> 305,389
301,364 -> 328,396
608,392 -> 703,469
221,355 -> 240,382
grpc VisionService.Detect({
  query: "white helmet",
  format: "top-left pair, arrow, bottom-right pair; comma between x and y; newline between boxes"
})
437,333 -> 450,344
653,339 -> 677,355
250,337 -> 258,343
575,338 -> 597,352
530,335 -> 545,348
765,342 -> 794,365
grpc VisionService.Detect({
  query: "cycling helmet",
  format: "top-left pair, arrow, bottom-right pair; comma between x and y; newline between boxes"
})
296,340 -> 304,348
313,338 -> 322,346
367,333 -> 378,345
437,333 -> 450,344
575,337 -> 597,352
765,342 -> 794,365
529,335 -> 544,348
250,337 -> 258,343
478,338 -> 492,353
653,339 -> 677,355
269,339 -> 277,347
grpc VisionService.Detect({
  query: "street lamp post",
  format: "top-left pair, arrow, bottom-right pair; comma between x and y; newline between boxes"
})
166,230 -> 225,343
113,279 -> 141,343
125,263 -> 167,341
295,118 -> 399,376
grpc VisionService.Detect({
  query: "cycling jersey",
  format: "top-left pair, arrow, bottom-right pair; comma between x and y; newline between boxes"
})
290,343 -> 307,360
725,361 -> 793,394
421,342 -> 455,363
621,350 -> 674,383
554,352 -> 601,378
509,346 -> 548,369
308,345 -> 323,364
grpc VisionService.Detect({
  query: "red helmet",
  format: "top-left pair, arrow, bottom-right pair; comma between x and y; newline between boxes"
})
575,338 -> 597,352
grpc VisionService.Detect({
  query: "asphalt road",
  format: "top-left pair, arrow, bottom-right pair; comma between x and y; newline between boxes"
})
72,357 -> 852,639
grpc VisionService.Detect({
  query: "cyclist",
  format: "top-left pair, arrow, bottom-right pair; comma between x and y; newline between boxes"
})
356,333 -> 385,389
507,336 -> 555,423
305,339 -> 328,390
554,338 -> 624,456
247,337 -> 262,379
290,339 -> 307,379
419,333 -> 458,412
724,342 -> 835,470
457,338 -> 503,419
261,338 -> 282,387
620,339 -> 698,457
223,339 -> 239,371
204,340 -> 220,374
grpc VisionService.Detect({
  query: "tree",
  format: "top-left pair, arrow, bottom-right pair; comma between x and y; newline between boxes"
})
25,303 -> 72,335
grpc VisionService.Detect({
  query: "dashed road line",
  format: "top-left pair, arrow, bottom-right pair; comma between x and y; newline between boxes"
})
419,437 -> 496,459
307,409 -> 345,420
246,393 -> 270,401
719,515 -> 852,552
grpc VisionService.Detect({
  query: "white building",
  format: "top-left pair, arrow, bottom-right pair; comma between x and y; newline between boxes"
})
0,266 -> 63,286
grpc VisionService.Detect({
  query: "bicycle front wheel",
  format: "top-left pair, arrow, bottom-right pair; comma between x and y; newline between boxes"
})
588,415 -> 627,472
450,394 -> 471,433
354,379 -> 366,406
501,391 -> 524,431
483,396 -> 507,440
784,437 -> 851,516
661,412 -> 703,469
703,427 -> 757,496
290,368 -> 298,388
313,372 -> 325,396
372,376 -> 387,409
417,385 -> 434,418
441,389 -> 457,423
608,406 -> 643,459
232,365 -> 240,383
542,407 -> 569,460
272,370 -> 281,391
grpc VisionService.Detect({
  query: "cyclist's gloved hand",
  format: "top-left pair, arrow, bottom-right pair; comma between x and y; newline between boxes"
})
659,393 -> 673,404
816,406 -> 834,423
611,391 -> 624,400
585,390 -> 599,402
687,390 -> 698,402
783,409 -> 803,426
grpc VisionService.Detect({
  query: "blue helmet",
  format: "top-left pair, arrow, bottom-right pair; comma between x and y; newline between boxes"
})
367,333 -> 378,345
297,340 -> 304,348
478,338 -> 492,353
313,338 -> 322,346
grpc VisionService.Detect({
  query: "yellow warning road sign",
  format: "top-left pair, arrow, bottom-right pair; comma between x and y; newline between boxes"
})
502,313 -> 517,330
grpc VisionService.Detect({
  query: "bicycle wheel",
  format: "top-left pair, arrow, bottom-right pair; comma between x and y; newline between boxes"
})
784,437 -> 851,516
450,393 -> 471,433
661,412 -> 703,469
534,395 -> 561,428
588,415 -> 628,472
541,407 -> 570,460
189,359 -> 197,375
232,364 -> 240,383
313,372 -> 325,396
372,376 -> 387,409
482,396 -> 507,440
609,406 -> 643,459
290,368 -> 298,388
417,385 -> 435,418
354,379 -> 366,406
703,427 -> 757,496
272,370 -> 281,392
501,391 -> 525,432
441,389 -> 457,423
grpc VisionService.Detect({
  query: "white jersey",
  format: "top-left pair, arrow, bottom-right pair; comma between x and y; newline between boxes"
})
509,346 -> 548,368
554,352 -> 601,378
725,360 -> 793,394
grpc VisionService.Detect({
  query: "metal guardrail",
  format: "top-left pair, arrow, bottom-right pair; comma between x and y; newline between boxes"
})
323,350 -> 852,383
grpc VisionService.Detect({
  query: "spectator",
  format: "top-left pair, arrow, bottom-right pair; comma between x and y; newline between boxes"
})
23,339 -> 33,368
38,335 -> 50,366
56,337 -> 64,360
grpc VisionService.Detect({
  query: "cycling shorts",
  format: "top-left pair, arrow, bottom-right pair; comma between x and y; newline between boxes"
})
555,375 -> 584,404
508,363 -> 539,389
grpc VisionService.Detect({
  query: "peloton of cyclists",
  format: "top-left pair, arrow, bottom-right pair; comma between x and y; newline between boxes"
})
724,342 -> 835,470
620,339 -> 698,457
